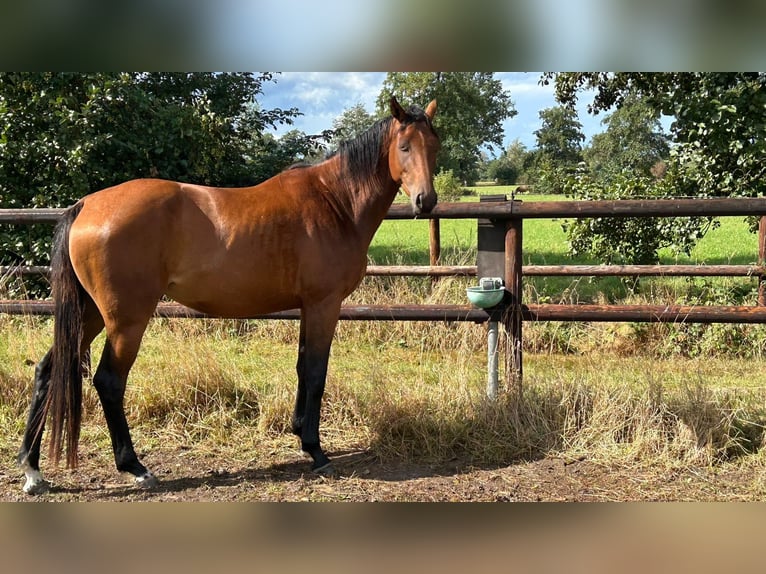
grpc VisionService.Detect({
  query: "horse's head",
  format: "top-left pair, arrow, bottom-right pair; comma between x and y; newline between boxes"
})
388,96 -> 440,216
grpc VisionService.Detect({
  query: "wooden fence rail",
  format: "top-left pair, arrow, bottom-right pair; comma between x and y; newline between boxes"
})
3,197 -> 766,390
4,197 -> 766,224
6,264 -> 766,279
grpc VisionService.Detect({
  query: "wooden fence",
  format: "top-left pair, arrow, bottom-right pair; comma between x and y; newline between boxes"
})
3,197 -> 766,389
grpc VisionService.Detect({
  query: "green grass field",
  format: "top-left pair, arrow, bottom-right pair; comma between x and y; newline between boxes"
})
372,189 -> 761,305
374,189 -> 760,266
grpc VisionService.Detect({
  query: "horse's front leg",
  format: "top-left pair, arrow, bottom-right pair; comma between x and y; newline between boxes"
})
298,299 -> 341,477
291,314 -> 307,438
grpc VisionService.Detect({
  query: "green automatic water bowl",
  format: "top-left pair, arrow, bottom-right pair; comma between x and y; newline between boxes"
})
466,278 -> 505,309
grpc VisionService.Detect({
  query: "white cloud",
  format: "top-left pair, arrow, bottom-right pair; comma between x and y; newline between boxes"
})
272,72 -> 384,113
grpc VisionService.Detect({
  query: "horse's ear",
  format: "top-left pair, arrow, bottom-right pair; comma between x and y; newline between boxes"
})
425,99 -> 437,120
390,96 -> 407,122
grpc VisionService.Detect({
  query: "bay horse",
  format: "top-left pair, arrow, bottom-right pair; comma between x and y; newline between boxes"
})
17,96 -> 439,494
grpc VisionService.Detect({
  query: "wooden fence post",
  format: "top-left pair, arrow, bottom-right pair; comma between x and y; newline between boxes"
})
429,219 -> 441,267
504,217 -> 523,388
759,215 -> 766,307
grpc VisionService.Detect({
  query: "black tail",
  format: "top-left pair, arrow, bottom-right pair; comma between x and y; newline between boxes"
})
43,202 -> 86,468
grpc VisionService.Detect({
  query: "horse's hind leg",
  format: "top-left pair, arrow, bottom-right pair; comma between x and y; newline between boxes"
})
17,303 -> 104,494
94,318 -> 157,487
17,349 -> 53,494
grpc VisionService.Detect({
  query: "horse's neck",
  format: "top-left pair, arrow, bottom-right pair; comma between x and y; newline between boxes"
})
322,155 -> 399,247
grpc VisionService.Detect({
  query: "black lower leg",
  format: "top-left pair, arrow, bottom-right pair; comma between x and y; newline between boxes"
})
295,305 -> 339,474
93,350 -> 148,478
292,345 -> 307,437
300,355 -> 331,471
17,349 -> 53,469
302,441 -> 331,471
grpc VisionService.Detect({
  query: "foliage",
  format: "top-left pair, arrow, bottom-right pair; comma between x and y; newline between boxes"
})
583,92 -> 670,183
534,106 -> 585,164
560,92 -> 679,264
246,129 -> 332,183
376,73 -> 516,184
542,72 -> 766,198
562,168 -> 715,265
0,73 -> 297,205
0,72 -> 311,295
432,169 -> 465,202
530,106 -> 585,194
485,139 -> 531,185
328,102 -> 376,149
489,160 -> 519,187
541,73 -> 764,261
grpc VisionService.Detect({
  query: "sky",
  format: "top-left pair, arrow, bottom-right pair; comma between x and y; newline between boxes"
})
258,72 -> 610,156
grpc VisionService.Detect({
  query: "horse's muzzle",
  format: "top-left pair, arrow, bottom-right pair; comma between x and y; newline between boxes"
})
414,191 -> 437,215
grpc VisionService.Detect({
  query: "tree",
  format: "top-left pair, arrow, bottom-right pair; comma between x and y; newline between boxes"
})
538,73 -> 766,264
486,139 -> 531,185
542,72 -> 766,198
375,73 -> 516,183
0,72 -> 303,293
246,129 -> 331,183
583,92 -> 670,182
535,106 -> 584,164
0,73 -> 300,207
328,103 -> 376,149
559,92 -> 677,265
532,106 -> 585,194
561,168 -> 711,265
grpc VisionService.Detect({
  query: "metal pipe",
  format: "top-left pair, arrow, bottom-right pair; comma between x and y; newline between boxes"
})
487,320 -> 499,400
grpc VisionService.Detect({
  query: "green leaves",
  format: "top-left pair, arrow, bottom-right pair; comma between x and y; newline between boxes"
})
545,73 -> 766,265
547,73 -> 766,199
529,106 -> 585,195
433,169 -> 465,202
562,169 -> 715,265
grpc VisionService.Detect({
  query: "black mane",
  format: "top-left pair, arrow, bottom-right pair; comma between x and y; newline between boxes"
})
331,104 -> 432,187
333,116 -> 393,185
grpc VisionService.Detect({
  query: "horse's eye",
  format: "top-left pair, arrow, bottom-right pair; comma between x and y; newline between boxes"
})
400,144 -> 410,152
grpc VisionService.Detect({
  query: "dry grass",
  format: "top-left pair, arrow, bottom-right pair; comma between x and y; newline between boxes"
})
2,277 -> 766,486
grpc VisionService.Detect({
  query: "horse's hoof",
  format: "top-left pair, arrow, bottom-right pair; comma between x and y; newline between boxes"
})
135,472 -> 159,489
312,462 -> 339,478
23,476 -> 50,495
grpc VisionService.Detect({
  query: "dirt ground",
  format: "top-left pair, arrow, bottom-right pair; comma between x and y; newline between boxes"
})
2,443 -> 765,501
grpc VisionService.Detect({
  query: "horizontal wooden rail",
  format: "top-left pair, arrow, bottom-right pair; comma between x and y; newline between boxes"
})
386,197 -> 766,220
6,264 -> 766,279
0,208 -> 63,224
5,197 -> 766,225
508,197 -> 766,219
2,264 -> 479,278
522,265 -> 766,277
0,300 -> 492,323
5,300 -> 766,325
364,265 -> 476,277
523,304 -> 766,323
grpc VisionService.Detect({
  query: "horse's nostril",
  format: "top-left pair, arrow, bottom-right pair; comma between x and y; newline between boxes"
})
416,193 -> 423,209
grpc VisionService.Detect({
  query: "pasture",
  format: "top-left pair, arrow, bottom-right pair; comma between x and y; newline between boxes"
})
1,189 -> 766,500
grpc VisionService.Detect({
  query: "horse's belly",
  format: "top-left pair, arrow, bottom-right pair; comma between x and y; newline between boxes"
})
165,276 -> 300,318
